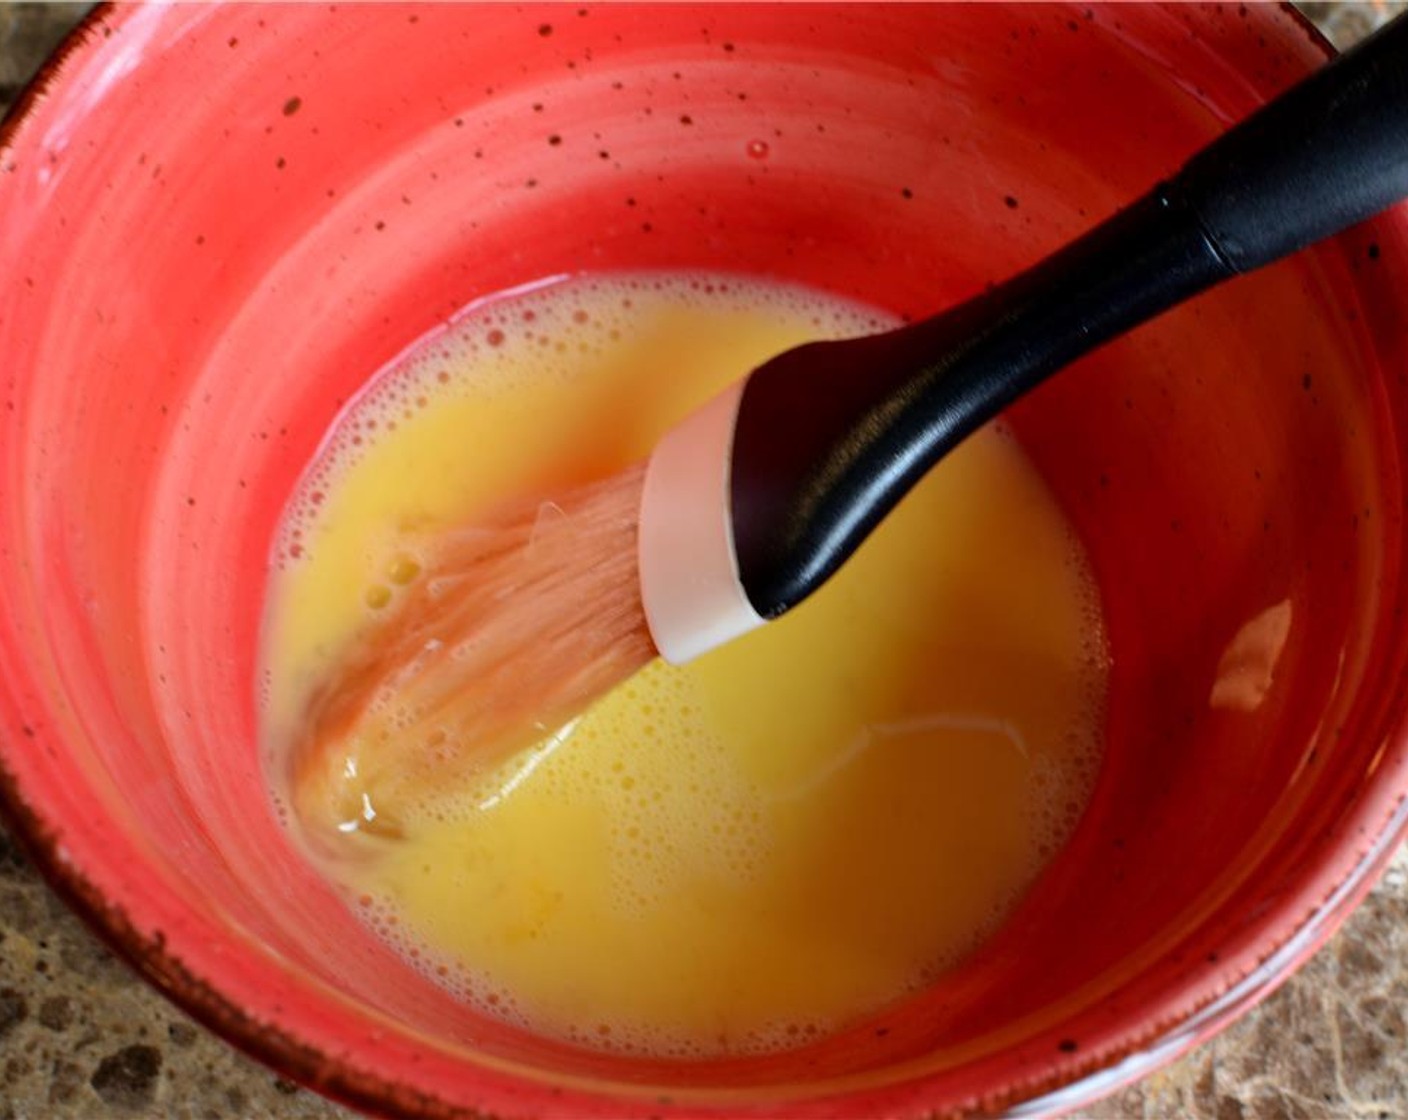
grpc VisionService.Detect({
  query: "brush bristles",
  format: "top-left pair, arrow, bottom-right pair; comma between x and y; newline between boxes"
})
291,462 -> 657,845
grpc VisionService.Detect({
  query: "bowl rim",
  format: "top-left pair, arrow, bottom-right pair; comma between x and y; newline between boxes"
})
3,4 -> 1396,1119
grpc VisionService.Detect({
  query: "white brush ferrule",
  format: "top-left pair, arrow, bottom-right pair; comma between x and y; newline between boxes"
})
638,381 -> 765,665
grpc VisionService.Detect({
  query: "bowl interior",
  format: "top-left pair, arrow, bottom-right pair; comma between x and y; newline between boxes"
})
2,3 -> 1408,1116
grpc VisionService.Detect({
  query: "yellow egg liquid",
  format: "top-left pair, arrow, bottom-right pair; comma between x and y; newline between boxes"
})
261,273 -> 1107,1059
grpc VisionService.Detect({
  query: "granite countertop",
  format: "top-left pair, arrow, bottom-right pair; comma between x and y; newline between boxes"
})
2,3 -> 1406,1117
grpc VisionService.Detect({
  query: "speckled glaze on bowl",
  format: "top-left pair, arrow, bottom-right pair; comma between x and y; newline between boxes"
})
2,4 -> 1407,1117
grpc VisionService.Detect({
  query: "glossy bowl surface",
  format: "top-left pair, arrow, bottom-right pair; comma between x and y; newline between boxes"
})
2,4 -> 1407,1117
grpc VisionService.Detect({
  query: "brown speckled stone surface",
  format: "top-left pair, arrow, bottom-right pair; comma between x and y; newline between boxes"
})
2,3 -> 1406,1117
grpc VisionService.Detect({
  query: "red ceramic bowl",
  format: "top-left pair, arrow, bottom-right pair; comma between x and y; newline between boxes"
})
2,3 -> 1406,1117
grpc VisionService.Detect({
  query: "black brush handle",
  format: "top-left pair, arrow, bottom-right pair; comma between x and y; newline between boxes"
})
1179,13 -> 1408,272
730,13 -> 1408,619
